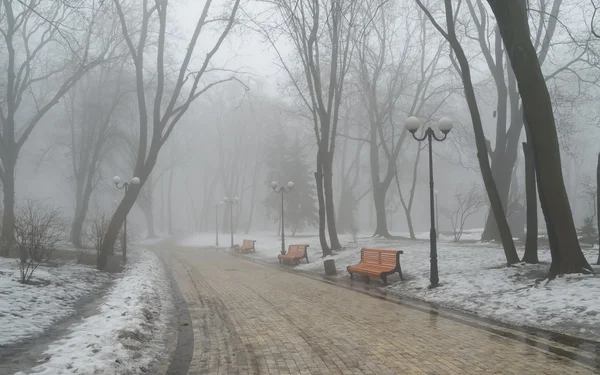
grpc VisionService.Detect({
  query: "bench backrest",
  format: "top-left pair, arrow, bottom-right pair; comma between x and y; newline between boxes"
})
361,248 -> 398,267
242,239 -> 255,248
287,244 -> 308,256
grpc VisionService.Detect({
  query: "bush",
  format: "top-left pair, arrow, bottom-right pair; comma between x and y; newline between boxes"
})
13,200 -> 65,283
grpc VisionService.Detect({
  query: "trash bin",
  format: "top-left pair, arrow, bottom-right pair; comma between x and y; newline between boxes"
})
324,258 -> 337,275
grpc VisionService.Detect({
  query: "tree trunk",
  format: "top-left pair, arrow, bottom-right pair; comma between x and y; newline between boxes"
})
372,186 -> 390,237
369,125 -> 391,238
596,152 -> 600,264
522,141 -> 538,263
323,152 -> 342,250
487,0 -> 592,276
0,159 -> 16,256
315,152 -> 330,256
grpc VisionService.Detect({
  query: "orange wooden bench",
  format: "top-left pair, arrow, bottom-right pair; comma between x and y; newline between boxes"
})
278,244 -> 309,265
347,248 -> 403,285
236,239 -> 256,254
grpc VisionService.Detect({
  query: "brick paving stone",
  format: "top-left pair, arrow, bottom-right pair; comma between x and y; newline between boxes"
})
169,247 -> 597,375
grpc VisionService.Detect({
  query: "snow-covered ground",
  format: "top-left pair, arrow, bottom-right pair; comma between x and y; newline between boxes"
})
0,258 -> 111,347
179,231 -> 600,339
19,248 -> 172,375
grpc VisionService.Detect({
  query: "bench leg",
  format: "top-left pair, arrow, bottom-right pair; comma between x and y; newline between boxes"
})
381,274 -> 388,286
398,264 -> 404,281
349,272 -> 353,279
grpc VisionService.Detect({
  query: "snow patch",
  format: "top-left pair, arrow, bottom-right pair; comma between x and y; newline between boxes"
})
0,258 -> 110,347
20,249 -> 172,375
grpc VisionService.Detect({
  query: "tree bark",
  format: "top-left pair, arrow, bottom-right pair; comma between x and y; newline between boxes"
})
323,151 -> 342,250
522,141 -> 538,263
487,0 -> 592,276
315,153 -> 330,256
372,186 -> 390,237
0,159 -> 16,256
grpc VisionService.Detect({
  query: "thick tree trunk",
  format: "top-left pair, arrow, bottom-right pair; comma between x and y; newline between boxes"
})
323,152 -> 341,250
487,0 -> 592,276
596,152 -> 600,264
369,126 -> 391,238
522,141 -> 538,263
372,186 -> 390,237
99,150 -> 158,269
0,159 -> 16,256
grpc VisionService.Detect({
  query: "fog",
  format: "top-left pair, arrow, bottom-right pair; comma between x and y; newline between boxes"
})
3,0 -> 600,248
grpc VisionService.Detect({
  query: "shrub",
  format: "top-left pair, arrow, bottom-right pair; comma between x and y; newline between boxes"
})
13,200 -> 65,283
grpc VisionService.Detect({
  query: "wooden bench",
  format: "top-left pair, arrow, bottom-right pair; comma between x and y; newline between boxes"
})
236,239 -> 256,254
347,248 -> 403,285
278,244 -> 309,265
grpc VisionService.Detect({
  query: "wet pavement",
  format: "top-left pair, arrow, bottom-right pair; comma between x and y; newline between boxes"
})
168,246 -> 600,374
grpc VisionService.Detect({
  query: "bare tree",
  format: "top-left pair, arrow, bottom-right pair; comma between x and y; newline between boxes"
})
59,64 -> 132,248
256,0 -> 363,254
415,0 -> 520,265
466,0 -> 588,242
486,0 -> 593,277
98,0 -> 243,269
355,1 -> 449,238
0,0 -> 118,253
444,184 -> 485,242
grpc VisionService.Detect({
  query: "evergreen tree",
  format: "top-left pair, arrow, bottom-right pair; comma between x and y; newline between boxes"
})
265,133 -> 318,234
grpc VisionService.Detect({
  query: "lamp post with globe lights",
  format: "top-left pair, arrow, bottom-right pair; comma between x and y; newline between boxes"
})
271,181 -> 294,255
113,176 -> 140,262
223,196 -> 239,248
405,117 -> 452,288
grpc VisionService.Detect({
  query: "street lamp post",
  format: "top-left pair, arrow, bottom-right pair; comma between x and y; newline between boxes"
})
223,196 -> 239,248
113,175 -> 141,263
271,181 -> 294,255
214,201 -> 224,247
405,117 -> 452,288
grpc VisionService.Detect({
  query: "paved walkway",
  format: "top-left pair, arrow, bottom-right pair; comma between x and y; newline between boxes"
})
168,247 -> 598,375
